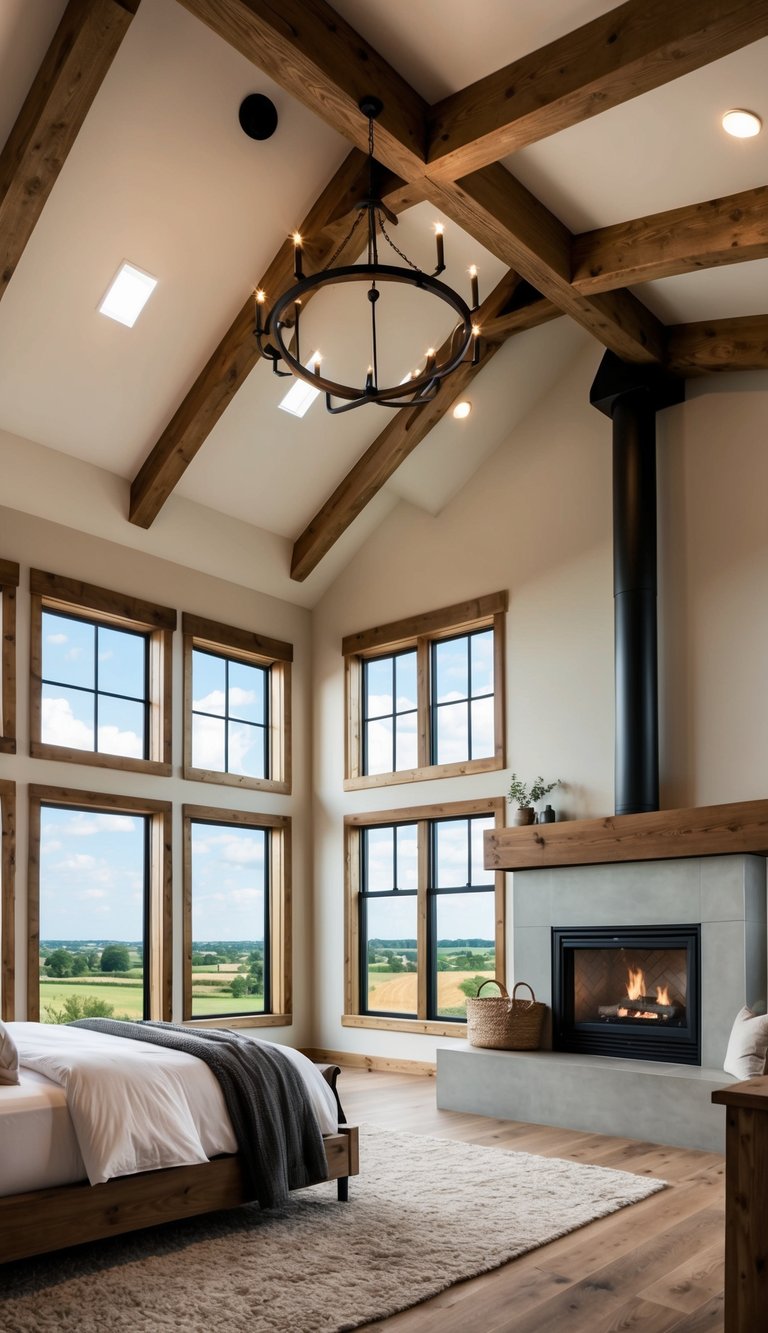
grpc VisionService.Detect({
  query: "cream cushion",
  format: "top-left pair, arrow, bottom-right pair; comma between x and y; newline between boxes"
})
0,1018 -> 20,1085
723,1005 -> 768,1079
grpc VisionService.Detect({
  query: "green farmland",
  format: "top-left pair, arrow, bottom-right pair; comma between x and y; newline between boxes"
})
37,941 -> 266,1022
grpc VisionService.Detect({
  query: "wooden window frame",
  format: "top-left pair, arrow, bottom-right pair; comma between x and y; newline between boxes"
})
343,796 -> 505,1037
182,614 -> 292,795
29,569 -> 175,776
27,785 -> 172,1023
0,560 -> 19,755
343,592 -> 507,790
182,804 -> 292,1028
1,780 -> 16,1021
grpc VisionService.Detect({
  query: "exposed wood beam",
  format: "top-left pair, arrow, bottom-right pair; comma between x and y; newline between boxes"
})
0,0 -> 140,302
291,270 -> 540,582
481,298 -> 562,343
424,165 -> 665,364
175,0 -> 666,369
666,315 -> 768,376
129,149 -> 376,528
572,184 -> 768,294
426,0 -> 768,180
174,0 -> 429,181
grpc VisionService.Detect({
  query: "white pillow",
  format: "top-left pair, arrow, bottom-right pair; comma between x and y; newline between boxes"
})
0,1019 -> 20,1085
723,1006 -> 768,1079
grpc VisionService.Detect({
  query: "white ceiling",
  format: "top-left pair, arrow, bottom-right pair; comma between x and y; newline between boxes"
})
1,0 -> 766,604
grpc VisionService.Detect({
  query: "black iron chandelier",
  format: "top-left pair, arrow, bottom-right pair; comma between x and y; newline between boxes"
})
254,96 -> 481,414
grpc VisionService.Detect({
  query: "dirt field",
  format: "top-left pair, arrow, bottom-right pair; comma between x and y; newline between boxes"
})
368,970 -> 495,1013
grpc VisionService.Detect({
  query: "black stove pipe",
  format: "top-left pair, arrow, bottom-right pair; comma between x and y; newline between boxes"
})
590,353 -> 685,816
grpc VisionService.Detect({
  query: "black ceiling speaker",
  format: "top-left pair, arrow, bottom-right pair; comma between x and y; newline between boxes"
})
239,94 -> 278,141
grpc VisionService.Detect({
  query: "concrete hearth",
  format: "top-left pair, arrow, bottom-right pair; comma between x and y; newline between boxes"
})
437,853 -> 767,1151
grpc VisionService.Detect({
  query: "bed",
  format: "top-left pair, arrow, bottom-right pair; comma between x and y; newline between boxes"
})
0,1021 -> 359,1264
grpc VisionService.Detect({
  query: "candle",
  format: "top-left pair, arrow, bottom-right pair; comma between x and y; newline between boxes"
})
469,264 -> 479,309
434,223 -> 445,272
292,231 -> 303,280
255,288 -> 266,335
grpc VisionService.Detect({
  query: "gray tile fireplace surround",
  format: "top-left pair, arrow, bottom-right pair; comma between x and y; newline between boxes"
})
437,854 -> 767,1152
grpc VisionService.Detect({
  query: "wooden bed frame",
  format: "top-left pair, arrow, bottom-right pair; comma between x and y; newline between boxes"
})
0,1125 -> 359,1263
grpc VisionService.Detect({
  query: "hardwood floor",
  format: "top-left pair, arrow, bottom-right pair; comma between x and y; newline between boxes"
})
338,1066 -> 725,1333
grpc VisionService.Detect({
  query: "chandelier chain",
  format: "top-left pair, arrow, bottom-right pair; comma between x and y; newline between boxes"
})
376,212 -> 420,272
322,208 -> 366,271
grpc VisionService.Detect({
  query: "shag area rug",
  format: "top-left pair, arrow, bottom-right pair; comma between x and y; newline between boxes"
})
0,1125 -> 665,1333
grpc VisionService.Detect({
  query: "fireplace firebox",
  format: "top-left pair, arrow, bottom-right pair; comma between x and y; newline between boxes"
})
551,925 -> 701,1065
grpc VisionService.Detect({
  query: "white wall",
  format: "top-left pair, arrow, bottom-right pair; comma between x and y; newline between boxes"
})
311,343 -> 768,1062
0,504 -> 314,1045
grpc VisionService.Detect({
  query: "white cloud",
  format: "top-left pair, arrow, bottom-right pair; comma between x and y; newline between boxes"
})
57,812 -> 138,837
42,696 -> 93,751
97,723 -> 143,759
41,695 -> 143,761
191,713 -> 261,776
57,853 -> 97,871
193,689 -> 225,715
46,632 -> 68,645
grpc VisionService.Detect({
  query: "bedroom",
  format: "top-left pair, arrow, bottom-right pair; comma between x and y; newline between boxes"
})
2,0 -> 768,1329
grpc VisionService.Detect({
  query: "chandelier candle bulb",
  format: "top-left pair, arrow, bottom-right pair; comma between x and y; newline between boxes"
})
469,265 -> 479,309
434,223 -> 445,273
292,233 -> 303,280
255,289 -> 265,335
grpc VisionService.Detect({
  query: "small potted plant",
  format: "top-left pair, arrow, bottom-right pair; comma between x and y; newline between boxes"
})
507,773 -> 561,826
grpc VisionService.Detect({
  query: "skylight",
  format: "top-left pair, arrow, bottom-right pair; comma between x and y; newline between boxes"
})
278,355 -> 321,417
99,262 -> 157,328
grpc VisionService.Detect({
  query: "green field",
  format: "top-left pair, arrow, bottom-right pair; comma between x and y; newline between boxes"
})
39,978 -> 144,1020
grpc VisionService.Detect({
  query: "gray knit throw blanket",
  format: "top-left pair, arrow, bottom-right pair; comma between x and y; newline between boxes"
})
70,1019 -> 328,1207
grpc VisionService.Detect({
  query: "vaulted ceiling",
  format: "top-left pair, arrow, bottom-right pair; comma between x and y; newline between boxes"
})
2,0 -> 768,602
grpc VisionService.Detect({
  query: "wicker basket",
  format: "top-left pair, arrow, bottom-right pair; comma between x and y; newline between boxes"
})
466,980 -> 546,1051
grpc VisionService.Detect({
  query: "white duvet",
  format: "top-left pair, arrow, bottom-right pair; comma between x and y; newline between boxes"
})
8,1022 -> 338,1187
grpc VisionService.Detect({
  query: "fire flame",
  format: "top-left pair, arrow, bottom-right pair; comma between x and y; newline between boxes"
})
626,965 -> 644,1001
623,966 -> 672,1019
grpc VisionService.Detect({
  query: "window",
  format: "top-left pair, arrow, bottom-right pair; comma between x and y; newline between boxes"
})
182,806 -> 291,1027
183,614 -> 292,794
344,797 -> 505,1036
344,592 -> 506,788
30,569 -> 175,774
0,559 -> 19,755
27,786 -> 172,1024
0,781 -> 16,1020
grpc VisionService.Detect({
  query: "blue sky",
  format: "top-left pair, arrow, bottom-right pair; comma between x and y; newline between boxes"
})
364,816 -> 495,940
364,630 -> 494,773
39,810 -> 268,944
40,806 -> 145,941
41,611 -> 146,758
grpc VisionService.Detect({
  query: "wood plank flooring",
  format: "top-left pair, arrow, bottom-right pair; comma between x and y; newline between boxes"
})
339,1067 -> 725,1333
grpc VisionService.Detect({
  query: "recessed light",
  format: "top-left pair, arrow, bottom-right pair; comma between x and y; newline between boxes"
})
722,109 -> 762,139
98,262 -> 157,327
279,353 -> 321,417
452,400 -> 472,420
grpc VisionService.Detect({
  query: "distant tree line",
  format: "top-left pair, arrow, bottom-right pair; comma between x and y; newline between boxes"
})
42,943 -> 134,977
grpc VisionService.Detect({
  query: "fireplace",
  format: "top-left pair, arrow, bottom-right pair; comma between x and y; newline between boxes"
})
551,925 -> 701,1065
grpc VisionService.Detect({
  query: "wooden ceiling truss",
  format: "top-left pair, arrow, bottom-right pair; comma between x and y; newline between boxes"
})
4,0 -> 768,578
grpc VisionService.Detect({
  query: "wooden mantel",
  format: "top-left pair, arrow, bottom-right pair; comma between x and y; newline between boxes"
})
484,799 -> 768,871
